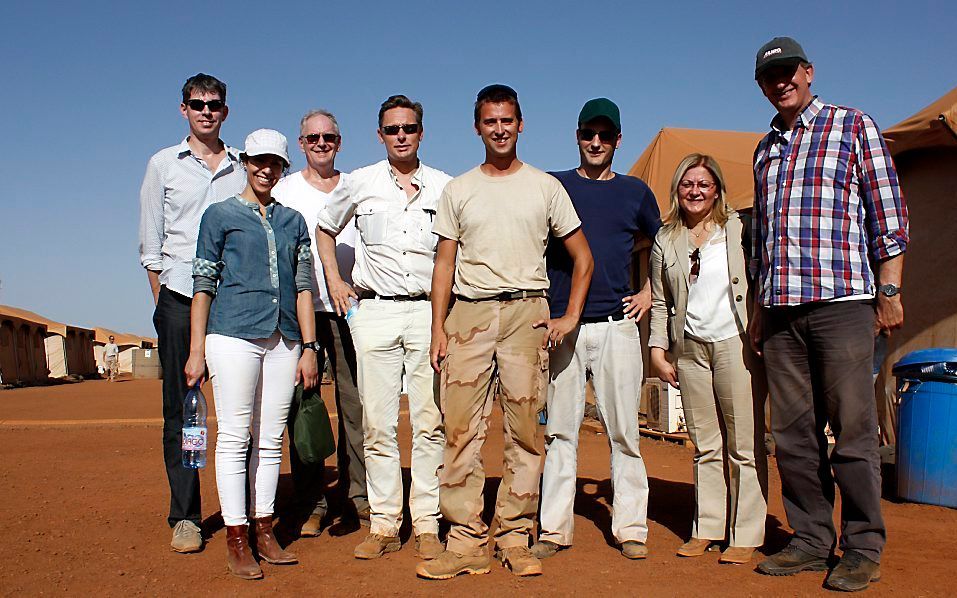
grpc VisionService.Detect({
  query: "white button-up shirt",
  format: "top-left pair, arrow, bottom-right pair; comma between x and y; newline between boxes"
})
138,138 -> 247,298
273,171 -> 356,313
317,159 -> 451,296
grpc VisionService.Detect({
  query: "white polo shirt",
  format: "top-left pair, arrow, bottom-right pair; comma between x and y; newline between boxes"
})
317,159 -> 452,296
273,171 -> 356,313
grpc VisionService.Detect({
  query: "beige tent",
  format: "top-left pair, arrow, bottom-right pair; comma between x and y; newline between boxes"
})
92,327 -> 156,374
0,306 -> 50,384
627,127 -> 765,215
876,86 -> 957,445
0,305 -> 96,378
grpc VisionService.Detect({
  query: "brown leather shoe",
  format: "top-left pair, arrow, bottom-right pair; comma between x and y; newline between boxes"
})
225,525 -> 263,580
676,538 -> 712,557
252,517 -> 298,565
719,546 -> 756,564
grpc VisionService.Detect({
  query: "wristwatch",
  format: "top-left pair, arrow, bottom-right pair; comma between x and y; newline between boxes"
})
302,341 -> 320,353
878,283 -> 901,297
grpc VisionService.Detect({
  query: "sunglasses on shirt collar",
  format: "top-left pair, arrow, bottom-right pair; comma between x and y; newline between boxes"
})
185,99 -> 225,112
380,123 -> 420,136
300,133 -> 340,144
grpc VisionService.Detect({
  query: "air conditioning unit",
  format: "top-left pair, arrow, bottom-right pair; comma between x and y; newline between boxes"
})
644,378 -> 685,434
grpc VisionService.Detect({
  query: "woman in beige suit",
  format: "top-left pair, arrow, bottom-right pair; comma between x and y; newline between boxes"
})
649,153 -> 766,564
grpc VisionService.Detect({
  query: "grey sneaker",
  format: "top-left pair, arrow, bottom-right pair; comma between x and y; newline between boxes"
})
170,520 -> 202,553
621,541 -> 648,560
530,540 -> 565,559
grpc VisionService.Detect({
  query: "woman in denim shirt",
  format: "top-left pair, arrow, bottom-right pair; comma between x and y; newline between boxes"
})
185,129 -> 319,580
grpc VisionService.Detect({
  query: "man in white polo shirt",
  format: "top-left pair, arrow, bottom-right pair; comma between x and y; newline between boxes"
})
272,108 -> 369,538
316,95 -> 451,562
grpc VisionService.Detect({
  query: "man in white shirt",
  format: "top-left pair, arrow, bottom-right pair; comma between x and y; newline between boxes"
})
103,336 -> 120,382
273,108 -> 369,537
138,73 -> 246,553
317,95 -> 451,562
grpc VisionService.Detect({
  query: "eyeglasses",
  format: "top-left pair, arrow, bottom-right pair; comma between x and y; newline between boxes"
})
679,180 -> 716,192
381,123 -> 420,136
577,128 -> 618,143
185,99 -> 225,112
300,133 -> 340,144
690,248 -> 701,284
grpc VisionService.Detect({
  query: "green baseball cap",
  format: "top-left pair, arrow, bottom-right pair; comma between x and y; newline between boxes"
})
578,98 -> 621,132
754,36 -> 809,79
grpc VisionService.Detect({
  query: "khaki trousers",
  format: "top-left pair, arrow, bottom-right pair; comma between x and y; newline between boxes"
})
676,333 -> 766,547
439,297 -> 549,555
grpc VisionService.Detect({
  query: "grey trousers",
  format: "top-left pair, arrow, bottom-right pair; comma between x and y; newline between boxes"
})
305,311 -> 368,513
763,300 -> 885,563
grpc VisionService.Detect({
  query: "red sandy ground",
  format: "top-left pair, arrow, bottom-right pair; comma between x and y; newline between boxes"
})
0,378 -> 952,596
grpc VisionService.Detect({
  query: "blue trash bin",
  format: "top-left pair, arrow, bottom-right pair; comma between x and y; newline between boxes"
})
892,348 -> 957,508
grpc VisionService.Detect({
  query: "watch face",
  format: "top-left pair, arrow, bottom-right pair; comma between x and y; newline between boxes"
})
880,284 -> 899,297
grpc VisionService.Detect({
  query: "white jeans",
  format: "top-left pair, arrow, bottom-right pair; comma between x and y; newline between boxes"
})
540,318 -> 649,545
206,332 -> 300,527
349,299 -> 443,536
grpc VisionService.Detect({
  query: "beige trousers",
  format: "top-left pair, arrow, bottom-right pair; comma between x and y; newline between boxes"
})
438,297 -> 548,555
676,333 -> 766,547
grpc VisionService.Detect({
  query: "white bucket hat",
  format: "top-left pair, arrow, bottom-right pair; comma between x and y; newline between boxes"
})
241,128 -> 290,167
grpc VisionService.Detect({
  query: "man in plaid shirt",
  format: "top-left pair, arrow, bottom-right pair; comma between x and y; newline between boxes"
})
748,37 -> 908,592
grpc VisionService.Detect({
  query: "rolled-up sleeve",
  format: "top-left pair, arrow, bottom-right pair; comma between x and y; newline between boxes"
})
856,113 -> 909,261
138,155 -> 165,271
295,217 -> 313,293
316,176 -> 356,235
192,207 -> 225,296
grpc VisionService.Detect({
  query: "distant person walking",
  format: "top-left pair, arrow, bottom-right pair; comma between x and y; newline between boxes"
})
273,108 -> 369,537
418,84 -> 593,580
185,129 -> 319,580
103,336 -> 120,382
138,73 -> 246,553
533,98 -> 660,562
748,37 -> 908,592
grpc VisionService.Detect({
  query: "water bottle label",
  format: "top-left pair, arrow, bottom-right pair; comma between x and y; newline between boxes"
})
182,426 -> 207,451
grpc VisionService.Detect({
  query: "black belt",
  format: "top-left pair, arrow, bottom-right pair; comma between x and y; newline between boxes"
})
357,291 -> 429,301
456,290 -> 548,302
579,311 -> 627,324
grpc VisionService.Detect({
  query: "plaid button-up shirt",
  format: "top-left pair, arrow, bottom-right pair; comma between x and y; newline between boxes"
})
751,97 -> 908,307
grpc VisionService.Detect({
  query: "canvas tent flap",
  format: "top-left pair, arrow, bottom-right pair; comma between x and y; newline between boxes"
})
883,85 -> 957,155
627,128 -> 765,215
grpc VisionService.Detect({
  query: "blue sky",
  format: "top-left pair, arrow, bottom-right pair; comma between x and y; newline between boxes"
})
2,0 -> 954,336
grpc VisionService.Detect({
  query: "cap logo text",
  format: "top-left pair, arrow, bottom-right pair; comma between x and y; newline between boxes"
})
763,48 -> 783,59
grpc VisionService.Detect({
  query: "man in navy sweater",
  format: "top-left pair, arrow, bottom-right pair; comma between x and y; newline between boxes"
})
533,98 -> 661,560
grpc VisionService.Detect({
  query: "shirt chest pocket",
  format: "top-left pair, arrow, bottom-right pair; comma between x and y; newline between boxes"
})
355,205 -> 390,246
416,209 -> 438,252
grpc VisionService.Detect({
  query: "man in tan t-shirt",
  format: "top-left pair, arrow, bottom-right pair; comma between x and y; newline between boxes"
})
416,84 -> 594,580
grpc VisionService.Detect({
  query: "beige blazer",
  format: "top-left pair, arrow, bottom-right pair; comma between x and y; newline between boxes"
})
649,210 -> 752,359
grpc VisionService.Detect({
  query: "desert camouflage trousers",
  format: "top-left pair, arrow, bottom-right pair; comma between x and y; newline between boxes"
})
438,297 -> 549,555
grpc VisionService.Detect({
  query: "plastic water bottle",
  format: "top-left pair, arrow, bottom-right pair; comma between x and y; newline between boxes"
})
345,297 -> 359,322
182,384 -> 208,469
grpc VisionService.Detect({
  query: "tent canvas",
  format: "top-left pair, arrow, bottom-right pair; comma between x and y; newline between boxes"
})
876,85 -> 957,445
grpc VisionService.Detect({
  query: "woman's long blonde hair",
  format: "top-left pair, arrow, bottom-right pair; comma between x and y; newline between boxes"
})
661,153 -> 731,237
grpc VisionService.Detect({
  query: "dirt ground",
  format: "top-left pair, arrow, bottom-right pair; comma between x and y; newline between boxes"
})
1,378 -> 953,596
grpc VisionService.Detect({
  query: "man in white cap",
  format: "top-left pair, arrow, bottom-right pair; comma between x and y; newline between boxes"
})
138,73 -> 246,553
316,94 -> 451,562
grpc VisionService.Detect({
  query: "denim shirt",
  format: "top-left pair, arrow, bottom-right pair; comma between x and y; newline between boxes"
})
193,195 -> 312,341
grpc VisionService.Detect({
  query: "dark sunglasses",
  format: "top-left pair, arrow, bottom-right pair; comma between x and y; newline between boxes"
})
381,123 -> 420,136
300,133 -> 340,144
185,99 -> 225,112
577,128 -> 617,143
690,248 -> 701,283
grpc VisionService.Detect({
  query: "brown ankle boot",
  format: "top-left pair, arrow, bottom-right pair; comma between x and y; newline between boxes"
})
225,525 -> 263,580
253,517 -> 298,565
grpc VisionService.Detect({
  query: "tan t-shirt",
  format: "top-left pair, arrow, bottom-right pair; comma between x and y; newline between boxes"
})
433,163 -> 581,299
